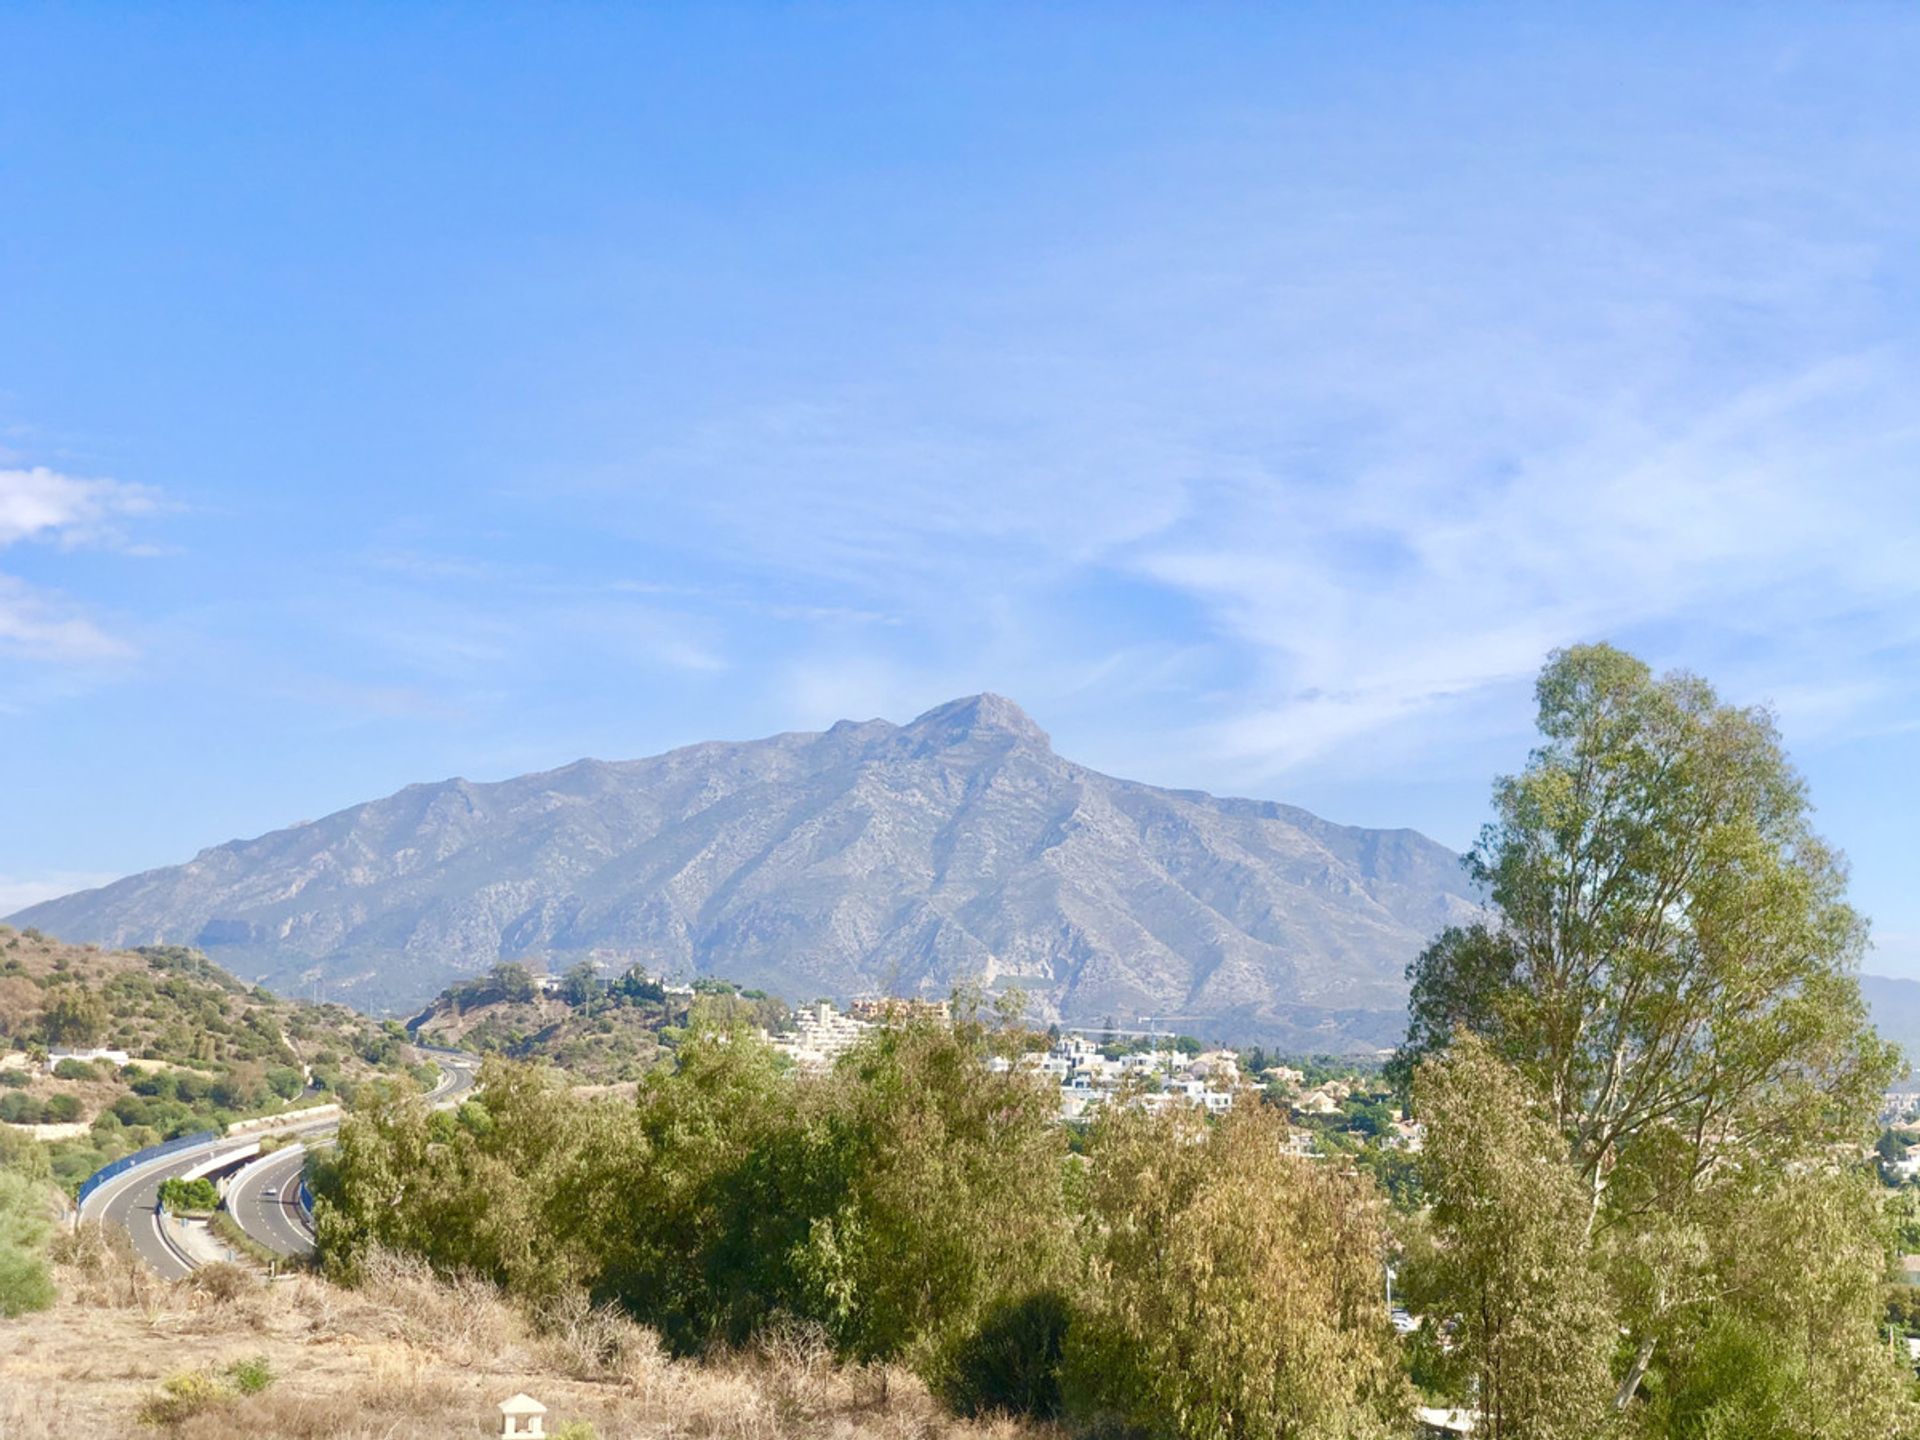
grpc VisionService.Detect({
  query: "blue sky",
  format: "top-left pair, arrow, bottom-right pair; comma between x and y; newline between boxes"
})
5,5 -> 1920,973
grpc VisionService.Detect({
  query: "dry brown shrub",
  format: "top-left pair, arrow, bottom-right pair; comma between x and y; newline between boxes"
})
348,1246 -> 523,1367
286,1272 -> 345,1334
48,1220 -> 158,1310
674,1366 -> 781,1440
188,1260 -> 253,1305
136,1368 -> 231,1428
534,1288 -> 665,1382
31,1227 -> 1054,1440
748,1315 -> 847,1418
167,1365 -> 467,1440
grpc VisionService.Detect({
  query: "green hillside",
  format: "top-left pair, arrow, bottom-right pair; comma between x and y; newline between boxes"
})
410,960 -> 788,1083
0,924 -> 432,1190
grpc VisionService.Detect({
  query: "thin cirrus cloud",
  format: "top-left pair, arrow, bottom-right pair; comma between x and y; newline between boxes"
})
568,103 -> 1920,788
1137,353 -> 1920,776
0,466 -> 161,664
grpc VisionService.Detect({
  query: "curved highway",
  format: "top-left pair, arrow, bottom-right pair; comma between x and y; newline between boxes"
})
82,1132 -> 268,1279
225,1141 -> 319,1259
81,1047 -> 479,1275
222,1048 -> 479,1262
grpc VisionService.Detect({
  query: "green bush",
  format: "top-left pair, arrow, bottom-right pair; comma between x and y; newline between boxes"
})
227,1355 -> 273,1395
157,1176 -> 219,1214
0,1168 -> 56,1318
0,1126 -> 50,1180
0,1244 -> 56,1318
940,1288 -> 1072,1419
42,1093 -> 83,1124
0,1093 -> 46,1124
131,1070 -> 177,1099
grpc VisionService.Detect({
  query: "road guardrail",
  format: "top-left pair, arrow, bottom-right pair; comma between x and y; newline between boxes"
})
76,1129 -> 218,1210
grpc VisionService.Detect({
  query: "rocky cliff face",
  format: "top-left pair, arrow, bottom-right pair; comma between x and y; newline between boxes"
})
10,695 -> 1482,1049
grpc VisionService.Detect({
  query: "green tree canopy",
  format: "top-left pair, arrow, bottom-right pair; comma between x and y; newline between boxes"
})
39,987 -> 108,1047
1399,645 -> 1894,1225
1067,1100 -> 1407,1440
1395,644 -> 1902,1415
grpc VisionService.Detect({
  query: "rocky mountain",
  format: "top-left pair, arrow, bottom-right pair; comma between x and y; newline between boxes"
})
8,695 -> 1484,1050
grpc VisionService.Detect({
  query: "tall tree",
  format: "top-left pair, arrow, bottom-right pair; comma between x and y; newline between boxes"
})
1414,1032 -> 1618,1440
1396,644 -> 1900,1405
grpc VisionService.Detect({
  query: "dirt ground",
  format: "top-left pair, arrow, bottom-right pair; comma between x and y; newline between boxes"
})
0,1230 -> 1041,1440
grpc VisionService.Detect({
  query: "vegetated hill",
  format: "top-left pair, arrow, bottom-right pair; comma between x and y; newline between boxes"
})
9,695 -> 1484,1051
0,924 -> 431,1189
409,962 -> 788,1084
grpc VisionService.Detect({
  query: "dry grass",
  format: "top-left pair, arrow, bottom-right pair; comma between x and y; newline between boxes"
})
0,1228 -> 1053,1439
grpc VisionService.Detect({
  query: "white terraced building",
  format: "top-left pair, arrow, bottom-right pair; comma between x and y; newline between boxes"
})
765,1001 -> 873,1071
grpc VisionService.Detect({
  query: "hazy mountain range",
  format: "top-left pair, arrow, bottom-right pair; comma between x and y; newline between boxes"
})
9,695 -> 1489,1051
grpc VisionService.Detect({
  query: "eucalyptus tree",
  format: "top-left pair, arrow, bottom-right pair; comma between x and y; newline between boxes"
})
1395,644 -> 1899,1408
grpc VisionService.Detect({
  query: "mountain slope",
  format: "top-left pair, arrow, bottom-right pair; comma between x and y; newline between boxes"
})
9,695 -> 1482,1048
1862,974 -> 1920,1071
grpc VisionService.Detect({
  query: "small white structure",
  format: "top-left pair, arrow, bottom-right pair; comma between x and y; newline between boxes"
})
498,1393 -> 548,1438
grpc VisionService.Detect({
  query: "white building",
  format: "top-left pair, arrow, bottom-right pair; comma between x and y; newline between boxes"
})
765,1002 -> 873,1072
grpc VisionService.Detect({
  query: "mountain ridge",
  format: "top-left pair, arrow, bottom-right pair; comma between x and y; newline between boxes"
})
10,694 -> 1484,1049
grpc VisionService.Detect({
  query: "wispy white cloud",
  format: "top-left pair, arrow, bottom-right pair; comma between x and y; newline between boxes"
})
0,573 -> 129,661
0,465 -> 160,549
0,466 -> 161,665
1143,352 -> 1920,775
553,100 -> 1920,789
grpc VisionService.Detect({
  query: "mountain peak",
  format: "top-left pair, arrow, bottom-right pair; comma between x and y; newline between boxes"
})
903,693 -> 1051,749
7,695 -> 1481,1050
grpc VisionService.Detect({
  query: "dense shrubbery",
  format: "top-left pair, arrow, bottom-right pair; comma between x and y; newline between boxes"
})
315,1011 -> 1410,1438
0,929 -> 429,1194
315,647 -> 1920,1439
157,1175 -> 221,1214
0,1129 -> 56,1317
420,959 -> 787,1084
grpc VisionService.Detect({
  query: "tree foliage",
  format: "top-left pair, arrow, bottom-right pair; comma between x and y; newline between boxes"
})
318,1011 -> 1078,1381
1066,1100 -> 1407,1440
1400,644 -> 1895,1223
1396,644 -> 1907,1425
1413,1033 -> 1618,1440
0,1165 -> 56,1317
1644,1167 -> 1918,1440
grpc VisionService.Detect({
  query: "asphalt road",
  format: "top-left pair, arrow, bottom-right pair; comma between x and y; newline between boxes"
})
219,1049 -> 479,1261
225,1141 -> 321,1259
80,1136 -> 261,1281
83,1048 -> 480,1275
